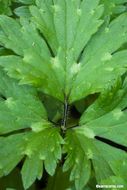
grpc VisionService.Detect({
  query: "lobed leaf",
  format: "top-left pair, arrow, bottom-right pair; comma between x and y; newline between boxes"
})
0,1 -> 127,189
0,1 -> 127,104
70,14 -> 127,102
0,16 -> 64,101
0,69 -> 63,189
80,78 -> 127,123
0,127 -> 63,189
64,128 -> 127,190
0,69 -> 47,134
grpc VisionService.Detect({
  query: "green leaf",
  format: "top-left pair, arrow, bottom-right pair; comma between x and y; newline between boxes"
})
0,168 -> 36,190
21,156 -> 43,189
79,78 -> 127,146
0,127 -> 63,189
63,131 -> 91,190
0,134 -> 25,177
0,168 -> 24,190
30,1 -> 59,54
0,69 -> 63,189
0,2 -> 127,104
0,0 -> 12,15
101,176 -> 127,189
1,1 -> 127,190
101,0 -> 127,18
82,108 -> 127,146
16,0 -> 35,4
0,0 -> 104,102
21,128 -> 63,188
44,167 -> 73,190
80,78 -> 127,123
0,69 -> 47,134
52,0 -> 103,58
64,128 -> 127,190
70,78 -> 127,189
50,0 -> 104,96
39,94 -> 63,122
70,13 -> 127,102
0,16 -> 64,101
14,6 -> 31,17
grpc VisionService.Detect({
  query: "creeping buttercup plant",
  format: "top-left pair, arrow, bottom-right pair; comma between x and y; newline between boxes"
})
0,0 -> 127,189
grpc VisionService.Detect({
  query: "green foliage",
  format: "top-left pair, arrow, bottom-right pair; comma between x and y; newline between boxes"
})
0,0 -> 127,189
0,168 -> 36,190
0,0 -> 12,15
101,0 -> 127,18
44,167 -> 73,190
14,6 -> 31,17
